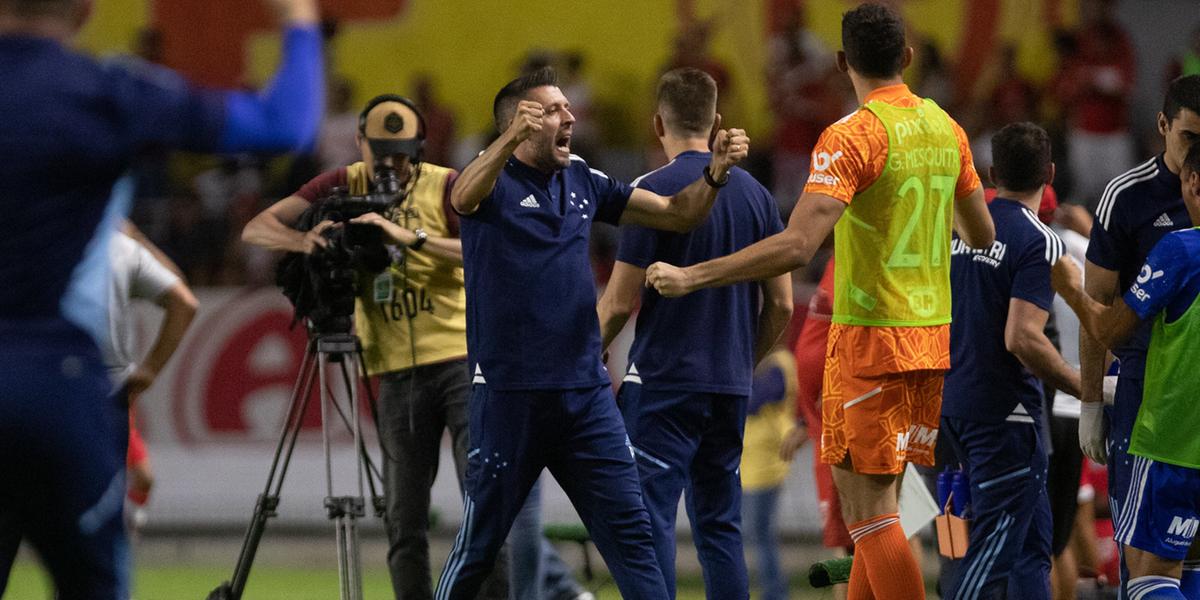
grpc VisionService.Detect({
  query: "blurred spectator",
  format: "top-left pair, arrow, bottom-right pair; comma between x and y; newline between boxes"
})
916,40 -> 954,108
316,75 -> 360,172
412,74 -> 458,169
1167,23 -> 1200,81
188,156 -> 264,284
666,19 -> 733,116
559,52 -> 598,159
742,347 -> 799,600
970,45 -> 1040,175
1051,0 -> 1136,210
766,9 -> 842,213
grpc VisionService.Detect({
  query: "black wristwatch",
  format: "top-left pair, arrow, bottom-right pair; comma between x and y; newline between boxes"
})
409,228 -> 428,251
703,165 -> 729,188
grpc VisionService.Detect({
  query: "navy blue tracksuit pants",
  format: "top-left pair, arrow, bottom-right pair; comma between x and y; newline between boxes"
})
941,416 -> 1052,600
0,325 -> 129,600
434,384 -> 667,600
618,383 -> 749,600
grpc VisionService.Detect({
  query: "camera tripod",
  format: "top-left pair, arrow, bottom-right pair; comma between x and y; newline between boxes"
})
208,331 -> 387,600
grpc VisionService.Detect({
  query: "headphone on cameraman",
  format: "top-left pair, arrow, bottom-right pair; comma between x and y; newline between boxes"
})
358,94 -> 427,167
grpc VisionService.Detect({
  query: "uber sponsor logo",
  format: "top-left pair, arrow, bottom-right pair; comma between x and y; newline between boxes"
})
1131,264 -> 1166,302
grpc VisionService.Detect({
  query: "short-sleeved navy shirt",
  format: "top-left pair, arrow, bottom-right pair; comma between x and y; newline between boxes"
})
0,36 -> 226,328
1086,155 -> 1189,380
943,198 -> 1065,423
617,151 -> 784,395
460,155 -> 631,390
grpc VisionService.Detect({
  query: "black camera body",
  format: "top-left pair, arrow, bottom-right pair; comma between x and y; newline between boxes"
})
278,165 -> 403,335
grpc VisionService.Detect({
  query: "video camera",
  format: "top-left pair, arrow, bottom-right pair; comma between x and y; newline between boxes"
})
278,164 -> 403,335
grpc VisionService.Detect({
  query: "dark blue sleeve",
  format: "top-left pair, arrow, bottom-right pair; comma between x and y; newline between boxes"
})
1086,201 -> 1124,271
616,225 -> 658,268
1125,234 -> 1186,321
217,26 -> 325,152
105,59 -> 227,153
589,166 -> 633,225
615,175 -> 667,267
1011,232 -> 1055,312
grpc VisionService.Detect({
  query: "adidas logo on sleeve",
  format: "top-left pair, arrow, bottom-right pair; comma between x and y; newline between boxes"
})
1154,213 -> 1175,228
519,195 -> 541,208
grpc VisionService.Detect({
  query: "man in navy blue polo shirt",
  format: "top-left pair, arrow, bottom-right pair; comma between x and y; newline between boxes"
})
594,68 -> 792,600
942,122 -> 1083,600
0,1 -> 323,597
1077,75 -> 1200,597
433,66 -> 749,600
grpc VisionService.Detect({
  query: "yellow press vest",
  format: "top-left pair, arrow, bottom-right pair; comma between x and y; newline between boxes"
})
832,99 -> 961,326
348,161 -> 468,374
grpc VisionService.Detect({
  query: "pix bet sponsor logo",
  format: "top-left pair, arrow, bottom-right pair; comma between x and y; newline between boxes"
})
896,425 -> 937,453
1168,516 -> 1199,542
807,150 -> 843,186
892,112 -> 952,145
1130,264 -> 1165,302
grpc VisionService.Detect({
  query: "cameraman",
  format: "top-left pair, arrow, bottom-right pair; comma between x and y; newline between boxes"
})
246,96 -> 527,600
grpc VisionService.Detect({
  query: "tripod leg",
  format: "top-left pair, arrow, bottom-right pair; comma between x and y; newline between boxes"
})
212,341 -> 319,600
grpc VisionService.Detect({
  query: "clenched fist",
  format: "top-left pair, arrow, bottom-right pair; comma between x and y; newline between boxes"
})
506,100 -> 544,145
645,262 -> 695,298
708,128 -> 750,181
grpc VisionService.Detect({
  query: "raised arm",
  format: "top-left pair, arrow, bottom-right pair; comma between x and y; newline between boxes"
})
452,101 -> 543,215
754,273 -> 794,365
619,129 -> 750,232
646,191 -> 845,297
216,0 -> 324,152
1053,257 -> 1142,350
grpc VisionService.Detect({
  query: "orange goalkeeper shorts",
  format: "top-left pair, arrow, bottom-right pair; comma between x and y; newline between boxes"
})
820,324 -> 947,475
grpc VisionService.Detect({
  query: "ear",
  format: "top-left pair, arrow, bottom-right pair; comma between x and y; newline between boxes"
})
1047,162 -> 1057,186
708,112 -> 722,149
1159,112 -> 1170,136
900,46 -> 915,70
836,50 -> 849,74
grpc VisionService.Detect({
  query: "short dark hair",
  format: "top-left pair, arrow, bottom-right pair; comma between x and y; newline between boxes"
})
991,122 -> 1052,193
841,3 -> 906,79
0,0 -> 79,17
493,66 -> 558,133
1164,75 -> 1200,122
656,68 -> 717,138
1183,139 -> 1200,177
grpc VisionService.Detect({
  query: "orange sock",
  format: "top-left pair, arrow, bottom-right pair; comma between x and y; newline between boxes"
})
847,548 -> 875,600
848,513 -> 924,600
